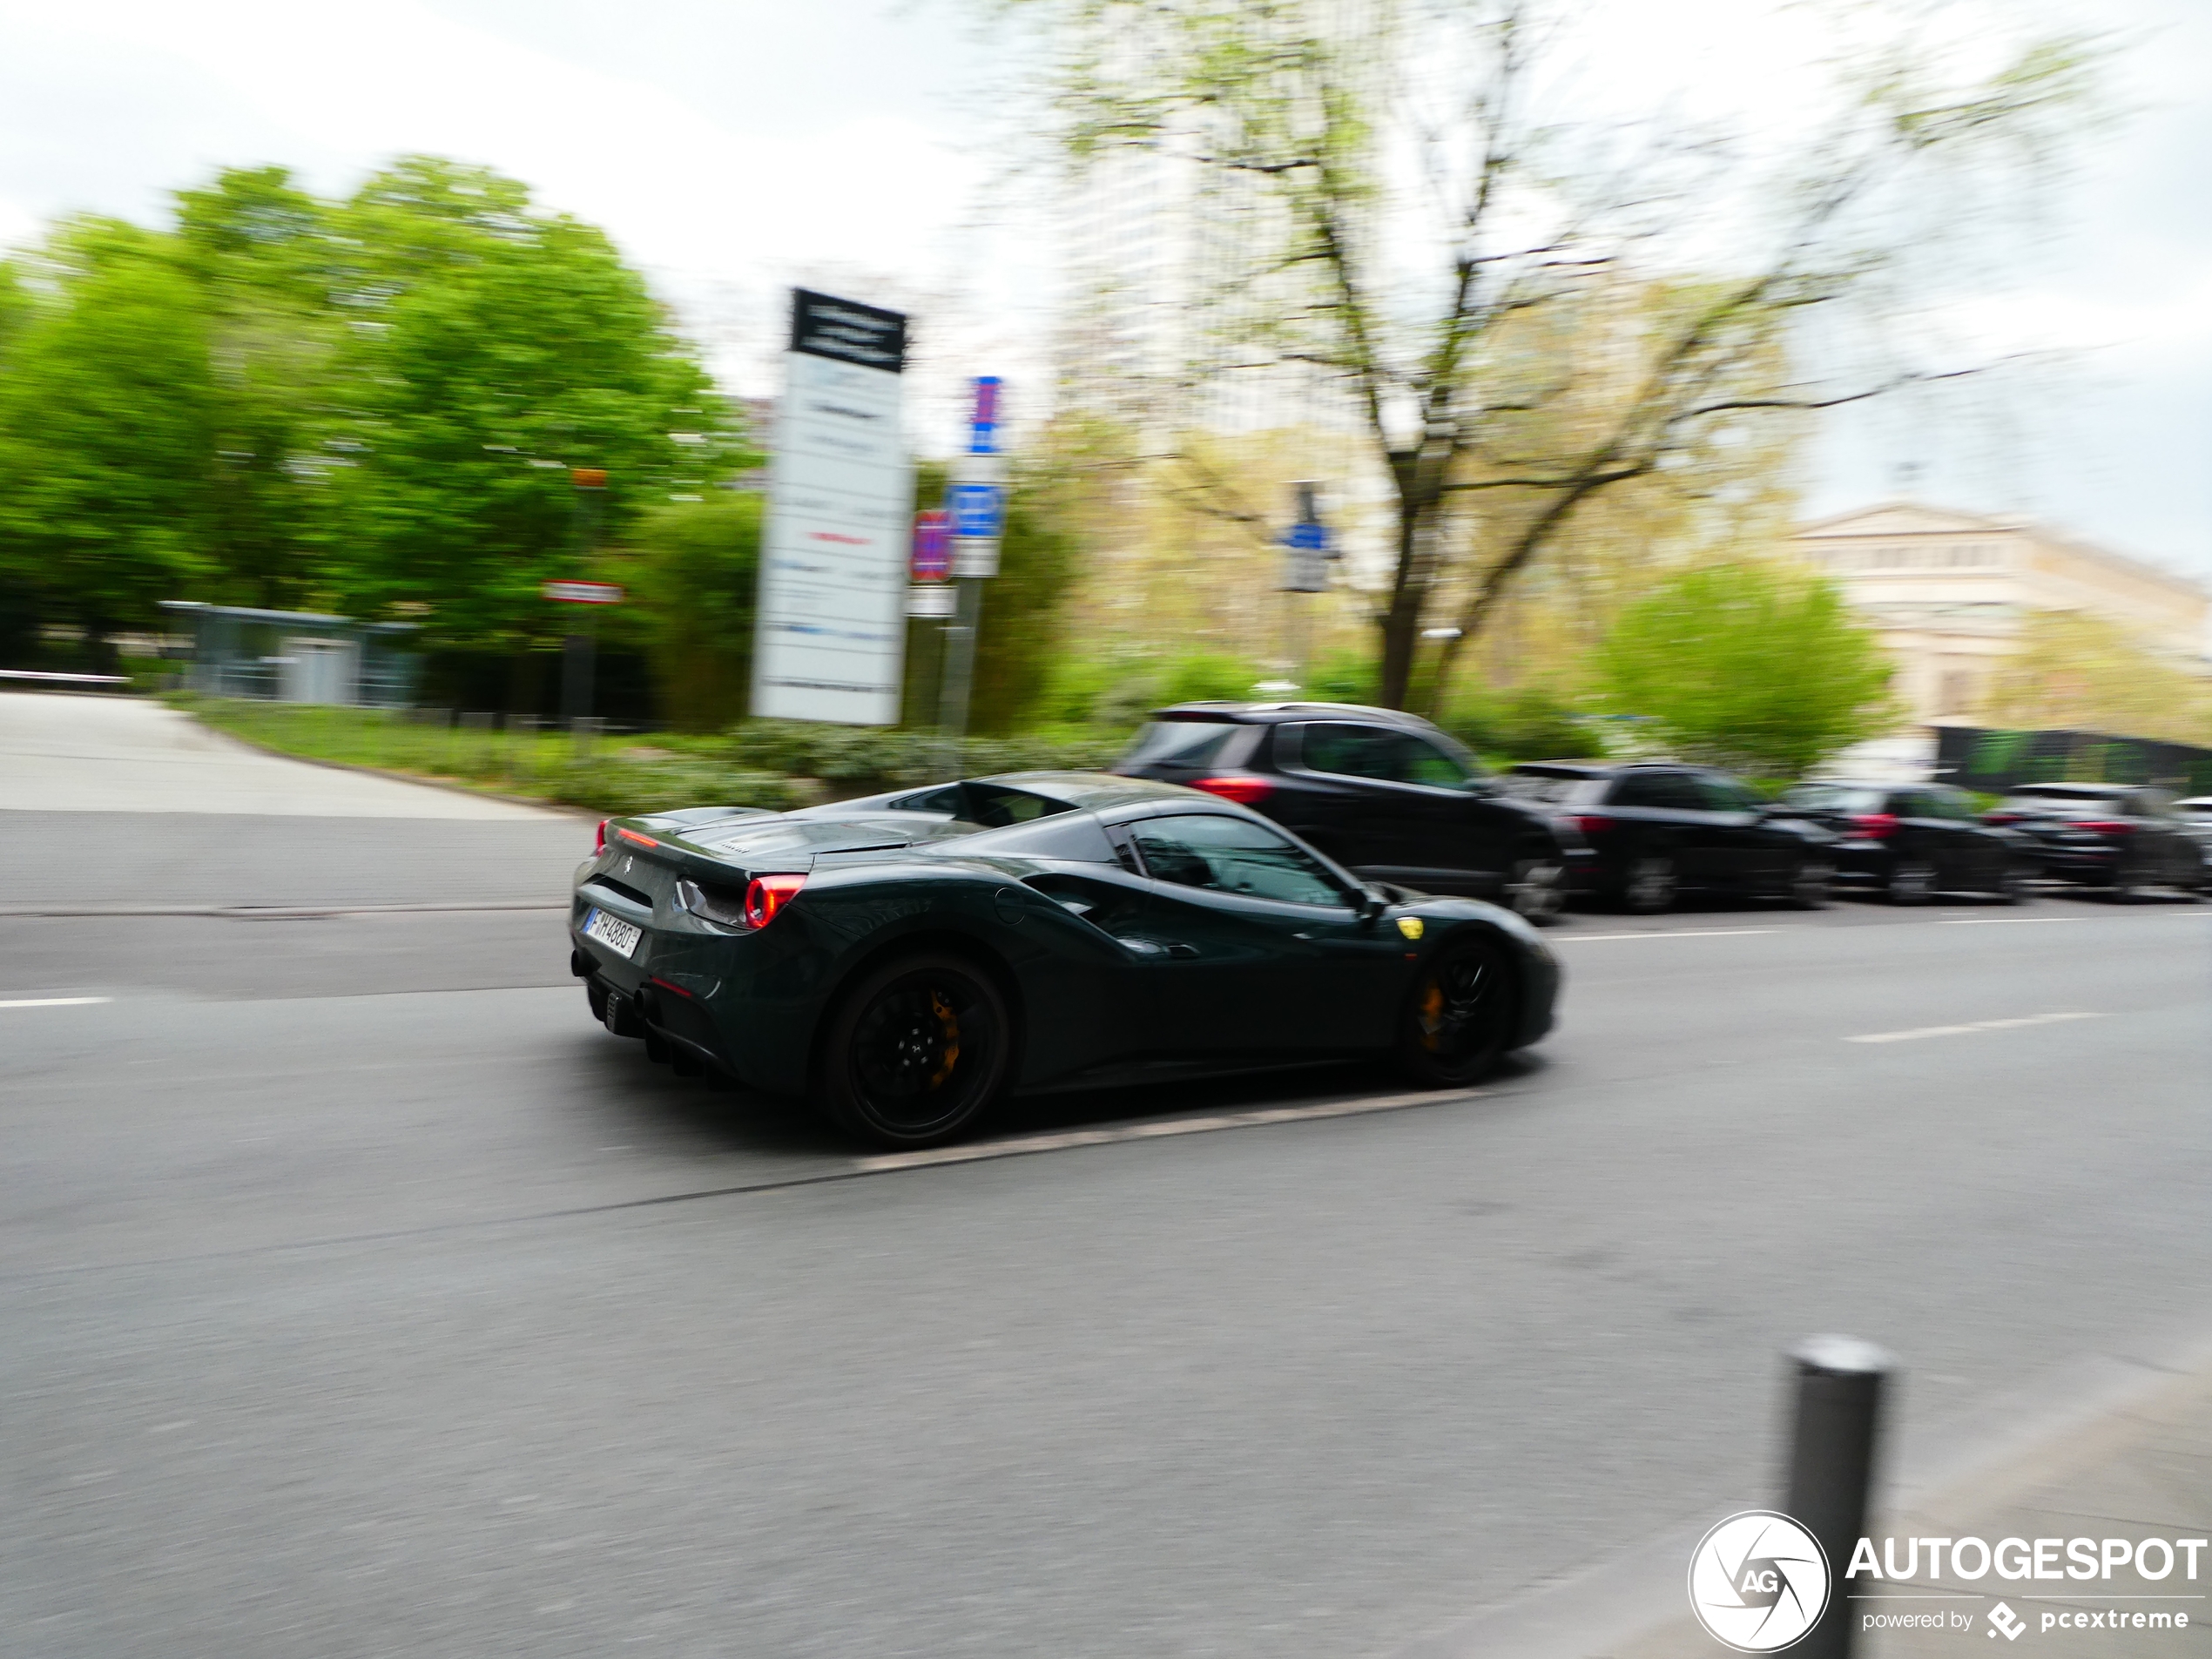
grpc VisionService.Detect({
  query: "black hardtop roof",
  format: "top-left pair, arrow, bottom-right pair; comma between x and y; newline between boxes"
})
2006,780 -> 2134,796
1150,700 -> 1438,729
980,770 -> 1204,809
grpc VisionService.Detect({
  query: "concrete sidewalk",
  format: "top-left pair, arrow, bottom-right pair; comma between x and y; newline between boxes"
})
0,691 -> 555,818
1599,1355 -> 2212,1657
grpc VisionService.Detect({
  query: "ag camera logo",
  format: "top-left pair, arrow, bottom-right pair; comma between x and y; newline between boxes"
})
1689,1510 -> 1831,1652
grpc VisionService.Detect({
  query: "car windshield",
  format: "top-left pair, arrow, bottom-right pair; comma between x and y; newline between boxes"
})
1120,720 -> 1242,771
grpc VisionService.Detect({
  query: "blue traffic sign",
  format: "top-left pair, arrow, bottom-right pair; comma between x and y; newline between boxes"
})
949,482 -> 1004,539
1283,521 -> 1329,552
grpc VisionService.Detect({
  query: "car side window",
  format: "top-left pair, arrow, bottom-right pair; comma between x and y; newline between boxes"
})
1298,723 -> 1398,780
1608,771 -> 1676,809
1697,774 -> 1763,813
1926,788 -> 1973,822
1392,734 -> 1477,790
1129,813 -> 1350,907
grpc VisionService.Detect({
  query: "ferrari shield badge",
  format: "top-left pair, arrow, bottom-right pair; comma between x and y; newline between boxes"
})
1396,916 -> 1424,941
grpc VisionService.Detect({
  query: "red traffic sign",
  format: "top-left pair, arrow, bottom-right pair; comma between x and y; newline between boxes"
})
911,509 -> 952,581
542,580 -> 624,605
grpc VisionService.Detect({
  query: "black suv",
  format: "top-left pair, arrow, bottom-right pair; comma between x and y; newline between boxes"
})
1773,780 -> 2027,903
1984,783 -> 2206,899
1498,760 -> 1837,913
1113,703 -> 1575,921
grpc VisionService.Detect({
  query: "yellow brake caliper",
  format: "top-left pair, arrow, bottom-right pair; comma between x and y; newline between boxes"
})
929,991 -> 961,1088
1419,981 -> 1445,1051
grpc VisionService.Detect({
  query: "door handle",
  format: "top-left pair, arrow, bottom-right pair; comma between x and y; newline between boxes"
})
1164,942 -> 1199,959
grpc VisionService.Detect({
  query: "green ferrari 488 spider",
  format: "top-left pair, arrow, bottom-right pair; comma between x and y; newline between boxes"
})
570,772 -> 1560,1147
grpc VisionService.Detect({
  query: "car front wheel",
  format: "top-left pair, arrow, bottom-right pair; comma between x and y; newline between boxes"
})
819,954 -> 1013,1149
1789,858 -> 1833,908
1887,860 -> 1935,906
1396,935 -> 1517,1088
1622,855 -> 1676,914
1504,858 -> 1564,925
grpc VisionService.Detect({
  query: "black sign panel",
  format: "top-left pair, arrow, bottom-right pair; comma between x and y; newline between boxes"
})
789,288 -> 907,374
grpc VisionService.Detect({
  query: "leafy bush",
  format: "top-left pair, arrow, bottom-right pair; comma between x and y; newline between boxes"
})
1595,560 -> 1895,776
1440,685 -> 1601,761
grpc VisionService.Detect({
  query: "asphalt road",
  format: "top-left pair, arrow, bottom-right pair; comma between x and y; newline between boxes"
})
3,802 -> 2209,1659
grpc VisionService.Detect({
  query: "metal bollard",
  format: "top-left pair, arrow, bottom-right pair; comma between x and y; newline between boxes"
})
1784,1335 -> 1892,1659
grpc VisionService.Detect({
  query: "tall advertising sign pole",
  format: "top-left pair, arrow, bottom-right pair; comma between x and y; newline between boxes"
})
938,376 -> 1004,740
751,290 -> 911,725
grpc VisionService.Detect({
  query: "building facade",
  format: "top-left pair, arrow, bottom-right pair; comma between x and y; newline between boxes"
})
1789,503 -> 2211,725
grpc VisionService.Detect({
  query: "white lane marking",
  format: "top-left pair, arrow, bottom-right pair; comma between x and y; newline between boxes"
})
1555,928 -> 1778,942
1846,1011 -> 2105,1044
853,1086 -> 1487,1175
1939,915 -> 2089,926
0,995 -> 111,1009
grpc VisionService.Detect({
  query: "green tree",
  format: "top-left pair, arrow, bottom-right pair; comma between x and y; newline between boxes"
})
1595,561 -> 1894,776
320,158 -> 745,651
968,465 -> 1082,732
0,220 -> 218,670
1018,0 -> 2101,711
622,493 -> 762,732
174,165 -> 340,610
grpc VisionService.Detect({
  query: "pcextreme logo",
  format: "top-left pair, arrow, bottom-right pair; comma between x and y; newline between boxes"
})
1689,1510 -> 1831,1652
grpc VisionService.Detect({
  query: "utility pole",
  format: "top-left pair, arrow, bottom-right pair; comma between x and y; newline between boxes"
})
938,377 -> 1004,741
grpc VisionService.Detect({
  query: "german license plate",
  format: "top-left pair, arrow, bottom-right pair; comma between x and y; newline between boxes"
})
583,907 -> 641,960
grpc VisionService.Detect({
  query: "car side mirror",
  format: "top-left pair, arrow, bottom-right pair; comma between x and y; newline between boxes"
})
1357,891 -> 1386,923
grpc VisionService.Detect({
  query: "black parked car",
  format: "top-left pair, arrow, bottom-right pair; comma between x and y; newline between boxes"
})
1983,783 -> 2206,900
1113,704 -> 1576,921
1773,780 -> 2028,903
1498,760 -> 1836,913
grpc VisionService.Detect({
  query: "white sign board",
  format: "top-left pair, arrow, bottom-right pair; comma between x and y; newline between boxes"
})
752,290 -> 910,725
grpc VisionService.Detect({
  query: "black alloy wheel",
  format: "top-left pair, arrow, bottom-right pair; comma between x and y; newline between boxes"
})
1396,935 -> 1517,1088
1886,859 -> 1935,906
1788,858 -> 1833,909
1622,854 -> 1677,914
820,954 -> 1013,1148
1504,857 -> 1565,925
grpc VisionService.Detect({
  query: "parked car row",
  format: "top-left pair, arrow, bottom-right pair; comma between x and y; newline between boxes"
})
1114,701 -> 2209,914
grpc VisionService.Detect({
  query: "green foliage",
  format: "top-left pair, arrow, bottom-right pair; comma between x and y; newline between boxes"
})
320,158 -> 745,648
175,697 -> 1130,813
1439,685 -> 1601,761
1302,645 -> 1379,705
1595,560 -> 1895,776
0,221 -> 219,667
968,467 -> 1082,732
617,494 -> 762,733
0,158 -> 744,678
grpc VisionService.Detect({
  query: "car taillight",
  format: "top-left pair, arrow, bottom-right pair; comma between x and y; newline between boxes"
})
1983,811 -> 2020,826
743,873 -> 807,929
1850,813 -> 1898,838
2073,819 -> 2134,835
1192,775 -> 1273,806
595,819 -> 610,854
1568,813 -> 1615,837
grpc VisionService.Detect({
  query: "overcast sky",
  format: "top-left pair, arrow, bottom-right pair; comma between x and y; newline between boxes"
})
1,0 -> 2204,580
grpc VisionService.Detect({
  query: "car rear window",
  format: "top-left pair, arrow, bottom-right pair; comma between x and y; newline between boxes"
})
1119,720 -> 1243,771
